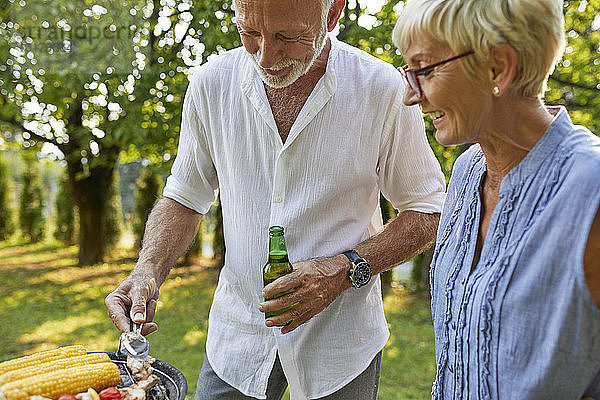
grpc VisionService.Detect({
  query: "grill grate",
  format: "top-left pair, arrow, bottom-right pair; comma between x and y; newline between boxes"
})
89,352 -> 186,400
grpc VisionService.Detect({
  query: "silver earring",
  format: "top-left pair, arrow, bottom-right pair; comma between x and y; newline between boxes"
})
493,86 -> 500,96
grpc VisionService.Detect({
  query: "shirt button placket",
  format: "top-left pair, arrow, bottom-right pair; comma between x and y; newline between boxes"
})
273,152 -> 287,207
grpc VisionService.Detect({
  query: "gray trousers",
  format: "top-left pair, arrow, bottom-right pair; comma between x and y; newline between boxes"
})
195,351 -> 382,400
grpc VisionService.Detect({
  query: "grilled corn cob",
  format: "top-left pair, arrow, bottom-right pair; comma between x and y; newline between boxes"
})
0,345 -> 86,376
0,353 -> 111,385
0,362 -> 121,400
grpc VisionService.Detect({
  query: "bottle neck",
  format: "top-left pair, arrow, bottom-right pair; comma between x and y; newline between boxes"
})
268,233 -> 288,258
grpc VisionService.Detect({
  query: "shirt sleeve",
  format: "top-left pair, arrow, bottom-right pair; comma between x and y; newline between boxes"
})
163,74 -> 219,214
377,88 -> 446,214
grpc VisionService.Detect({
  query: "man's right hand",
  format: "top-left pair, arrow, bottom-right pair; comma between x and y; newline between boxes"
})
105,273 -> 160,335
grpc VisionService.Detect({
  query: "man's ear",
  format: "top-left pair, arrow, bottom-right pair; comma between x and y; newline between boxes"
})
488,43 -> 517,96
327,0 -> 345,32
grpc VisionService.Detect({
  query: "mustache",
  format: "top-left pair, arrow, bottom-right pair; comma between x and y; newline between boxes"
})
252,55 -> 302,71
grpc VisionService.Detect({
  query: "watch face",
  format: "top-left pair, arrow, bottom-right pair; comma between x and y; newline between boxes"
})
353,261 -> 372,286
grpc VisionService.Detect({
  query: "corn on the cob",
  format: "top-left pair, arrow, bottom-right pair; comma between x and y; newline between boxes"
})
0,362 -> 121,400
0,346 -> 86,376
0,387 -> 28,400
0,353 -> 111,385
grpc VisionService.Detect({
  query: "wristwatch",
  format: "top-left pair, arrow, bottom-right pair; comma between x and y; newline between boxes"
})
343,250 -> 372,288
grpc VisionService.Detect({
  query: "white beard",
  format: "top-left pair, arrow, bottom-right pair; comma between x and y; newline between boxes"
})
250,24 -> 328,89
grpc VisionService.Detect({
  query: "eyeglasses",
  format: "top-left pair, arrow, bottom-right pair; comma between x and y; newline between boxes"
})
398,50 -> 474,98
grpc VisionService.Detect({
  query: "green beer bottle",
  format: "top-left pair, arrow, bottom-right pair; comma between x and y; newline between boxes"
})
263,226 -> 294,324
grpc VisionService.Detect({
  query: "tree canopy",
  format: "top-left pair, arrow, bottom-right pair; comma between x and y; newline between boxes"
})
0,0 -> 241,263
0,0 -> 598,263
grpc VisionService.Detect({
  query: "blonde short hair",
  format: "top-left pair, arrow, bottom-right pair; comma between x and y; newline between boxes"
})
392,0 -> 566,97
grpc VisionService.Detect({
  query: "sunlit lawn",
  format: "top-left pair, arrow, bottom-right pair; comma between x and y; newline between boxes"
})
0,240 -> 435,399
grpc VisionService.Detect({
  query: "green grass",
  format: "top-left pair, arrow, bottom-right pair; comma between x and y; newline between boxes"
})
0,240 -> 435,399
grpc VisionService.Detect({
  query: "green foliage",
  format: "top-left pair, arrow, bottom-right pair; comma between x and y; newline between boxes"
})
18,160 -> 45,242
410,246 -> 434,294
338,0 -> 404,65
0,0 -> 241,263
182,228 -> 204,265
198,197 -> 225,266
53,170 -> 76,245
547,0 -> 600,134
183,211 -> 212,264
103,171 -> 123,252
211,196 -> 225,267
380,195 -> 397,296
0,152 -> 14,240
133,166 -> 163,248
379,290 -> 436,399
0,0 -> 243,163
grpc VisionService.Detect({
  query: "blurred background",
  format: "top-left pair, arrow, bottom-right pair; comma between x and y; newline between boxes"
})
0,0 -> 598,398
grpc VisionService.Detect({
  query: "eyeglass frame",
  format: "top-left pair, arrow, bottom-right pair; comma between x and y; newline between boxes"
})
398,50 -> 475,98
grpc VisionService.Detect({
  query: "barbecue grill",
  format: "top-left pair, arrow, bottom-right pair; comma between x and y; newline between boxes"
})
94,352 -> 187,400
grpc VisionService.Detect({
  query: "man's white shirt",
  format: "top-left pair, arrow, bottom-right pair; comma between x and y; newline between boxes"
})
163,35 -> 445,399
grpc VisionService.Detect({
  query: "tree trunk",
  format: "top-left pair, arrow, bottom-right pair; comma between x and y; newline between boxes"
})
58,97 -> 121,266
411,245 -> 434,295
66,157 -> 116,266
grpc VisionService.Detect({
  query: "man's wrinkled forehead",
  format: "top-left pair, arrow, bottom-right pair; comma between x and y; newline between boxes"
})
234,0 -> 321,15
234,0 -> 312,8
234,0 -> 322,29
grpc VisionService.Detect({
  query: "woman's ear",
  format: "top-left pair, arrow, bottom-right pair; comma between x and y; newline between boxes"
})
488,44 -> 517,96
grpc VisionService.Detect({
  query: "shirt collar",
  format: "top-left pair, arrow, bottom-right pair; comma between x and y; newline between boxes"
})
500,106 -> 572,189
239,34 -> 339,145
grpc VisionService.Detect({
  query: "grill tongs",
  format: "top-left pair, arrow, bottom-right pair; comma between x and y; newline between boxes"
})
117,322 -> 150,359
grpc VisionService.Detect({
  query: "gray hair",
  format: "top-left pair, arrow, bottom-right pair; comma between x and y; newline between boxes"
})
392,0 -> 566,98
233,0 -> 336,26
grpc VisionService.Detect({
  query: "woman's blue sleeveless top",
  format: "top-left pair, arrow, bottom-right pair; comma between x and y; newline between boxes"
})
430,107 -> 600,399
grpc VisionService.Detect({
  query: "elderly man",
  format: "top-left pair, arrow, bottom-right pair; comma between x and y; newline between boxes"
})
105,0 -> 445,398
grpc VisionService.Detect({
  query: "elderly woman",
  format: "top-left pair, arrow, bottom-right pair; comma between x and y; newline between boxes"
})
392,0 -> 600,398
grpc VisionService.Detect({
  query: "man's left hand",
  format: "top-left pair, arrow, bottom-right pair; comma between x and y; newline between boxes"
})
259,254 -> 352,334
